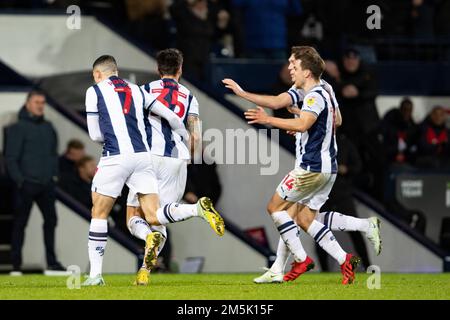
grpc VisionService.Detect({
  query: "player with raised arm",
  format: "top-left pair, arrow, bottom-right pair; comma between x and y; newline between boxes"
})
126,49 -> 224,285
223,48 -> 381,284
83,55 -> 221,286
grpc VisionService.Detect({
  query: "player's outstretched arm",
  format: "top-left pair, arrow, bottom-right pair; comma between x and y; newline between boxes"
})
222,78 -> 292,110
245,106 -> 317,133
335,107 -> 342,127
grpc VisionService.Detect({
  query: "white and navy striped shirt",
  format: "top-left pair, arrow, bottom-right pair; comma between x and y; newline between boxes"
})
141,78 -> 199,160
85,76 -> 152,157
286,80 -> 339,174
287,79 -> 339,110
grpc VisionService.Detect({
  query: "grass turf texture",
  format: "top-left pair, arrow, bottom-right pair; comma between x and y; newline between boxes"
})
0,273 -> 449,300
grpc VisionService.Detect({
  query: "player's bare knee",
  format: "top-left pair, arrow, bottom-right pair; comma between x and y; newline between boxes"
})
126,206 -> 139,221
145,215 -> 159,226
296,214 -> 313,230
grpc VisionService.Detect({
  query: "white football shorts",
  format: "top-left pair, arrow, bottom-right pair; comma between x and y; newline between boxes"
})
127,154 -> 187,207
92,152 -> 157,198
276,167 -> 336,211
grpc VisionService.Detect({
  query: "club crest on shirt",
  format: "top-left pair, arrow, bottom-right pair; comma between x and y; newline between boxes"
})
306,97 -> 315,106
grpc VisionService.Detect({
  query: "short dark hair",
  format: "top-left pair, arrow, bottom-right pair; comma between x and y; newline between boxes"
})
26,89 -> 46,101
400,98 -> 413,110
291,46 -> 325,80
76,155 -> 94,169
156,49 -> 183,76
67,139 -> 85,151
92,55 -> 117,71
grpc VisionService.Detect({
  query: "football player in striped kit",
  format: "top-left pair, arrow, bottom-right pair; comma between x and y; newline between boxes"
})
224,46 -> 381,285
126,49 -> 224,285
83,55 -> 223,286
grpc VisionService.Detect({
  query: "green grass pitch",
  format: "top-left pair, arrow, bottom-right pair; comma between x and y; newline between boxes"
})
0,273 -> 449,300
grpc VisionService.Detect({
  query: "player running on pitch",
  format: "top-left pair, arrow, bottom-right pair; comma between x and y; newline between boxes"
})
83,55 -> 221,286
126,49 -> 224,285
227,46 -> 379,284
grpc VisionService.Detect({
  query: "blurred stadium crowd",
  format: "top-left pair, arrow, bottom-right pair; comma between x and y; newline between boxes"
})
2,0 -> 450,76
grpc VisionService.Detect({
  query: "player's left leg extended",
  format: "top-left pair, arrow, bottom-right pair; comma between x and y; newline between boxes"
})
129,162 -> 224,237
137,193 -> 225,236
315,211 -> 382,256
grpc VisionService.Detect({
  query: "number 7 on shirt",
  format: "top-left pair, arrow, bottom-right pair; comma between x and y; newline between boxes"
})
114,86 -> 132,115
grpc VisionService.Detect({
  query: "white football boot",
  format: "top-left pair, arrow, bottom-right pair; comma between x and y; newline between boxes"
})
253,268 -> 283,284
82,274 -> 106,286
366,217 -> 382,255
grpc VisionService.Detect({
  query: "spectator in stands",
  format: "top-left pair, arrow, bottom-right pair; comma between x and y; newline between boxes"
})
382,98 -> 419,166
324,47 -> 386,200
231,0 -> 302,59
209,0 -> 234,57
270,63 -> 294,120
435,0 -> 450,36
410,0 -> 435,37
416,106 -> 450,168
125,0 -> 172,51
59,139 -> 85,176
324,48 -> 379,144
58,156 -> 96,209
316,132 -> 371,271
382,104 -> 427,234
4,90 -> 65,274
170,0 -> 215,81
268,63 -> 296,152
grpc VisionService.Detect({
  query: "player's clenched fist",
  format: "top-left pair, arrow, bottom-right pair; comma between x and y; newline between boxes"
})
244,106 -> 270,125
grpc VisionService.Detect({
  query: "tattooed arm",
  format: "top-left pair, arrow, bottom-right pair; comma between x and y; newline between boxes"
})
186,115 -> 201,161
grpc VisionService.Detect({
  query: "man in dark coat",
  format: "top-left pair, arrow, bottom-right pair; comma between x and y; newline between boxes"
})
5,90 -> 64,274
